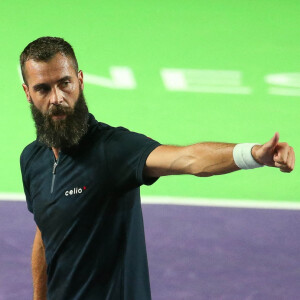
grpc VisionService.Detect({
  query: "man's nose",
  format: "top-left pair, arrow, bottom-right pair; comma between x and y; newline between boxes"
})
49,88 -> 63,105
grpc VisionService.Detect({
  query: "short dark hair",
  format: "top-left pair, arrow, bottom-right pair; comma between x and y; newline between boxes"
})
20,36 -> 79,84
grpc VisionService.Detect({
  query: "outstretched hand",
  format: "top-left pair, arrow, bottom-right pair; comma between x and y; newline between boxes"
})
251,132 -> 295,173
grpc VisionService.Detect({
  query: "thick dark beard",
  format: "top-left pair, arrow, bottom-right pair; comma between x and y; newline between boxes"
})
30,89 -> 89,149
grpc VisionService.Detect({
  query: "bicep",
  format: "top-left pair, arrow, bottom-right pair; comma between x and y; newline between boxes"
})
143,145 -> 194,177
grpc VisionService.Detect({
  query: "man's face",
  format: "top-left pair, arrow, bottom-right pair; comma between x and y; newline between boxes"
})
23,52 -> 83,115
22,53 -> 89,149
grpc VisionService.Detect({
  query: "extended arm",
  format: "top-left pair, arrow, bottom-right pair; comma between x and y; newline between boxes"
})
144,142 -> 240,177
32,226 -> 47,300
144,133 -> 295,178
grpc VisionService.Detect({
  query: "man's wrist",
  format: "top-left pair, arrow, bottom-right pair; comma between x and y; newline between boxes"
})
251,145 -> 264,165
233,143 -> 264,169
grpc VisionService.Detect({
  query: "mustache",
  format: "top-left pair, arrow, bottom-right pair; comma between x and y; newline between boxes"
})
46,104 -> 73,117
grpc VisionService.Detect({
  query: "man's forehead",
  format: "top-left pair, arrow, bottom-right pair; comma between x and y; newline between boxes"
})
25,53 -> 76,85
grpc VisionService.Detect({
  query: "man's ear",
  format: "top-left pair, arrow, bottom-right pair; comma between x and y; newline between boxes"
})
78,70 -> 84,90
22,83 -> 32,103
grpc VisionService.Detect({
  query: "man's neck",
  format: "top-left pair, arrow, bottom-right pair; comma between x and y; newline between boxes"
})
52,148 -> 60,160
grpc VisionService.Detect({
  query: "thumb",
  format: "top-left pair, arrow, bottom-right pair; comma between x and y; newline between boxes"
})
264,132 -> 279,150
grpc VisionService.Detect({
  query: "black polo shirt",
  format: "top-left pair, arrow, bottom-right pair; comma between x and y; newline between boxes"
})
20,113 -> 161,300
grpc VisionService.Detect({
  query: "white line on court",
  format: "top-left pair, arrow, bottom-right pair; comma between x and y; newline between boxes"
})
0,193 -> 26,201
1,193 -> 300,211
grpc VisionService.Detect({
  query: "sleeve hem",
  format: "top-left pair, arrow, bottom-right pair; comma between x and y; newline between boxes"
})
136,141 -> 162,186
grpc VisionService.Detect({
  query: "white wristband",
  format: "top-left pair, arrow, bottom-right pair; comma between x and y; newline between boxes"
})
233,143 -> 264,169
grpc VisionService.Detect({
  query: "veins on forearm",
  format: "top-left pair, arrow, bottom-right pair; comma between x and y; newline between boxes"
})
190,142 -> 238,177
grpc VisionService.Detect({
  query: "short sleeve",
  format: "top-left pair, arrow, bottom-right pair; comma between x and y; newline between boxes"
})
20,152 -> 33,213
106,127 -> 161,191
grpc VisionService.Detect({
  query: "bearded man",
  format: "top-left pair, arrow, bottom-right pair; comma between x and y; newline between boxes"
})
20,37 -> 295,300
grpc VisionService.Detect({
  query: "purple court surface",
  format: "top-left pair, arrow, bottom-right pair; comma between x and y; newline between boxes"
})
1,200 -> 300,300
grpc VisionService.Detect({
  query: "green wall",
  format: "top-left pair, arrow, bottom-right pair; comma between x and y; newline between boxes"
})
0,1 -> 299,202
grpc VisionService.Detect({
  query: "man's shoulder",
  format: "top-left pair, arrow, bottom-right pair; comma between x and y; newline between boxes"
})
90,117 -> 130,142
21,140 -> 40,155
20,140 -> 45,169
92,117 -> 154,146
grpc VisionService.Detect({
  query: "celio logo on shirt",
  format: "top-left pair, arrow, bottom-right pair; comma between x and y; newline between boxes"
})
65,186 -> 87,196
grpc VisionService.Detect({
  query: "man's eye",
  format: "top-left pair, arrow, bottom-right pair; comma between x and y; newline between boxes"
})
38,87 -> 50,94
62,81 -> 70,87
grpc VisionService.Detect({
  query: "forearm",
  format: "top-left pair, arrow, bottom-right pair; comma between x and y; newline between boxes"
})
187,142 -> 241,177
32,227 -> 47,300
